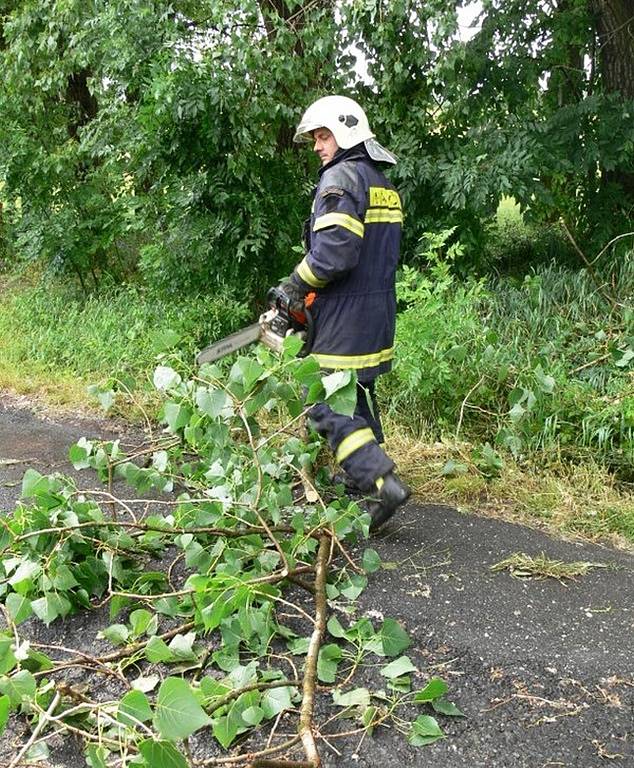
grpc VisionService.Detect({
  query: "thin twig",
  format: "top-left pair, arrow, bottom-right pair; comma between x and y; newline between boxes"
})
194,735 -> 302,765
456,375 -> 485,440
8,692 -> 61,768
207,680 -> 301,716
559,219 -> 618,309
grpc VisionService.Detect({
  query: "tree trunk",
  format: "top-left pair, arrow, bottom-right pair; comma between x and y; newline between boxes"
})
593,0 -> 634,99
592,0 -> 634,195
65,68 -> 98,140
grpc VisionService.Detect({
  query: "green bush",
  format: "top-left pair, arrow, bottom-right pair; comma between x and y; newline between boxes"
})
382,247 -> 634,475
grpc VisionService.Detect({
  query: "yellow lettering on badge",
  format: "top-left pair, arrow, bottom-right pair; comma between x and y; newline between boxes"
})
369,186 -> 401,209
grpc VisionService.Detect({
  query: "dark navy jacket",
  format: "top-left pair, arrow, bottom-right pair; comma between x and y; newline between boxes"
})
291,146 -> 402,382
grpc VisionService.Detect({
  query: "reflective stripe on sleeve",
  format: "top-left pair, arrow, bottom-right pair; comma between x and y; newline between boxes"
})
313,212 -> 365,238
312,347 -> 394,370
364,208 -> 404,224
296,257 -> 328,288
336,427 -> 376,463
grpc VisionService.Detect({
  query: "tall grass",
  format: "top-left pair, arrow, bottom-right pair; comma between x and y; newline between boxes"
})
382,253 -> 634,476
0,283 -> 249,399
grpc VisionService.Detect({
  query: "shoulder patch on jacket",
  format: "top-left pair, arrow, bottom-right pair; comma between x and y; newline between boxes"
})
319,161 -> 362,198
321,186 -> 344,198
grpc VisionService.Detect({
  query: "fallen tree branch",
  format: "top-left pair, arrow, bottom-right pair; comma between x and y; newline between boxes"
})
298,534 -> 329,767
33,620 -> 195,677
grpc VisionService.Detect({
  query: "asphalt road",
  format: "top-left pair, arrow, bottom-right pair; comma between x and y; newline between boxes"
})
1,393 -> 633,767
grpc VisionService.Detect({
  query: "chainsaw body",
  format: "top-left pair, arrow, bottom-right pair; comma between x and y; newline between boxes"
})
196,286 -> 314,365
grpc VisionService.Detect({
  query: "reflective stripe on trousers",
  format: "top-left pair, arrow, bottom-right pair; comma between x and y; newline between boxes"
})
308,380 -> 393,492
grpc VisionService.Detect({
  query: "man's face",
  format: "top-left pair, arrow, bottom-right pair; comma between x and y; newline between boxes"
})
312,127 -> 339,166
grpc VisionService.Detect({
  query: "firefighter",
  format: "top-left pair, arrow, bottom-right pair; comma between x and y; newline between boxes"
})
278,95 -> 410,531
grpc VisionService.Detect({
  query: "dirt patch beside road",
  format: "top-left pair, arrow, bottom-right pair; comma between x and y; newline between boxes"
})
1,394 -> 633,767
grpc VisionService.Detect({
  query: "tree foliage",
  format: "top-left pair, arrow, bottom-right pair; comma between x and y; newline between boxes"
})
0,0 -> 632,289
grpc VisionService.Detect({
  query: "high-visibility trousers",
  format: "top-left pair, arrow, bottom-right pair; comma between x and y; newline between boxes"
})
308,380 -> 394,492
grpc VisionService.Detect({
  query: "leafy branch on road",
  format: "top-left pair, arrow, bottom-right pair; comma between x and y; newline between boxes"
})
0,342 -> 462,766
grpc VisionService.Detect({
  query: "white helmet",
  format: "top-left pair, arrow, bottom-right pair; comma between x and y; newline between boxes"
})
293,95 -> 397,165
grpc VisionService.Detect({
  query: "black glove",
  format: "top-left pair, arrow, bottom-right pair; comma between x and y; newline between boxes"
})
278,278 -> 308,307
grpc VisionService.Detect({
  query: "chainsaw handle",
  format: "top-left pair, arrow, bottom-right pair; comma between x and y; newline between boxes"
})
298,305 -> 314,357
266,285 -> 315,357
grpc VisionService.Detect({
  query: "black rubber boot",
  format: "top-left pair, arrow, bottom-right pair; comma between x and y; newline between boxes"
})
329,470 -> 364,495
367,472 -> 411,532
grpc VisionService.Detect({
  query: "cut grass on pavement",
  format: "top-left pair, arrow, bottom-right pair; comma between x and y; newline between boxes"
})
489,552 -> 609,584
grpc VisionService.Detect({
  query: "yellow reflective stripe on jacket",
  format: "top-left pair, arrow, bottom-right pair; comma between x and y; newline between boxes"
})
297,257 -> 328,288
312,347 -> 394,370
368,186 -> 402,209
336,428 -> 376,463
313,212 -> 365,238
364,208 -> 404,224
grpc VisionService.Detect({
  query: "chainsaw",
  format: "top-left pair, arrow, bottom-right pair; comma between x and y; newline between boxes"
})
196,286 -> 315,366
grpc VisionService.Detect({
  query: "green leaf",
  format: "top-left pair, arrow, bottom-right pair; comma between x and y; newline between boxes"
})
26,742 -> 49,762
414,678 -> 448,703
380,619 -> 411,657
98,624 -> 129,646
408,714 -> 445,746
440,459 -> 468,477
153,329 -> 181,353
380,656 -> 417,679
340,573 -> 367,600
196,388 -> 230,419
138,739 -> 189,768
0,694 -> 10,736
87,386 -> 115,411
326,616 -> 346,638
117,690 -> 153,728
534,365 -> 555,394
322,370 -> 357,416
432,697 -> 465,717
230,357 -> 265,393
260,686 -> 293,719
153,678 -> 210,740
85,745 -> 109,768
30,593 -> 71,625
69,442 -> 91,470
317,644 -> 342,683
154,366 -> 182,391
322,370 -> 353,399
212,714 -> 239,749
361,704 -> 378,735
168,633 -> 198,661
388,675 -> 412,693
241,705 -> 265,726
332,687 -> 370,707
20,469 -> 49,499
287,636 -> 310,655
163,402 -> 192,432
51,564 -> 78,590
362,548 -> 381,573
0,670 -> 37,707
282,334 -> 304,358
145,636 -> 174,664
129,609 -> 157,638
6,593 -> 33,625
132,674 -> 160,693
292,356 -> 321,386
